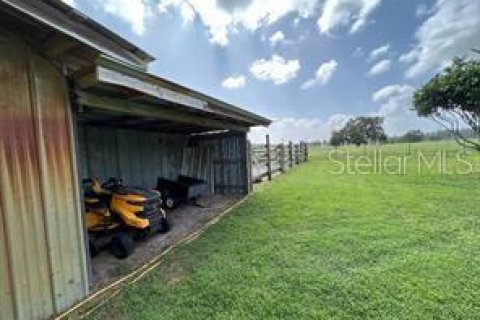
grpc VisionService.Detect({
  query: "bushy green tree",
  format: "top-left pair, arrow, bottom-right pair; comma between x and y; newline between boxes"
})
330,130 -> 345,146
414,58 -> 480,150
329,116 -> 387,146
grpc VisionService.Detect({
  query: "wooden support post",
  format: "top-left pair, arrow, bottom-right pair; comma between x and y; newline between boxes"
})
289,141 -> 293,168
266,134 -> 272,181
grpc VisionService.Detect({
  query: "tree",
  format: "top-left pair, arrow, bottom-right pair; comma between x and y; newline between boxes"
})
413,58 -> 480,151
330,130 -> 345,146
329,116 -> 387,146
402,129 -> 425,143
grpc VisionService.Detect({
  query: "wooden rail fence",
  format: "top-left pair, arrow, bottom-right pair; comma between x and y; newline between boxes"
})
250,135 -> 308,183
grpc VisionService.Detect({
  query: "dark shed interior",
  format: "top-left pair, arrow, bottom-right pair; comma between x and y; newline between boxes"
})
72,56 -> 260,196
76,126 -> 249,195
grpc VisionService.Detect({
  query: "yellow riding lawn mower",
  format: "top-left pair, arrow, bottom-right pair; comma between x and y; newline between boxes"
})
83,177 -> 170,259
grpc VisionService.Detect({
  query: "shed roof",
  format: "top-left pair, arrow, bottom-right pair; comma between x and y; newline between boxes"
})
76,56 -> 270,133
0,0 -> 271,129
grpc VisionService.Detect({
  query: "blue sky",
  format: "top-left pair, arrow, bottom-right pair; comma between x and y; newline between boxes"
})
63,0 -> 480,142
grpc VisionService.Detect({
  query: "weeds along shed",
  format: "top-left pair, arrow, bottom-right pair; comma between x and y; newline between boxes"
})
0,1 -> 270,319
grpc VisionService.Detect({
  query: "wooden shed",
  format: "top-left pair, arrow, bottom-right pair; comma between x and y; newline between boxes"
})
0,1 -> 270,319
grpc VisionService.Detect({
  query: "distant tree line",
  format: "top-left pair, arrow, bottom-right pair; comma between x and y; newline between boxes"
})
389,128 -> 477,144
327,118 -> 477,146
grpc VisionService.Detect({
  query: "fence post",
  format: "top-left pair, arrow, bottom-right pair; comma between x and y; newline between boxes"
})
279,143 -> 285,172
295,144 -> 299,165
299,142 -> 303,163
266,134 -> 272,181
246,140 -> 253,192
304,142 -> 309,162
289,141 -> 293,168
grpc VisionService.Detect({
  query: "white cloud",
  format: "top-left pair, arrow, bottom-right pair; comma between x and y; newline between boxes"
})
293,17 -> 301,27
95,0 -> 149,35
302,59 -> 338,89
183,0 -> 233,46
236,0 -> 318,31
249,114 -> 351,143
317,0 -> 382,35
415,4 -> 431,19
95,0 -> 383,44
157,0 -> 319,46
400,0 -> 480,78
372,84 -> 415,117
158,0 -> 196,24
180,2 -> 196,23
61,0 -> 75,7
368,43 -> 390,62
250,55 -> 301,85
368,59 -> 391,76
269,31 -> 286,46
221,75 -> 246,89
370,84 -> 435,136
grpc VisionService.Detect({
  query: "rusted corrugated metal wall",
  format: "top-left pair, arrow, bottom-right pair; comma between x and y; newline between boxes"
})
0,32 -> 88,320
77,126 -> 187,189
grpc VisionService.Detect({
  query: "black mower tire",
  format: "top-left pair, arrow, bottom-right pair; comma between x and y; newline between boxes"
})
110,232 -> 135,259
158,217 -> 171,233
88,236 -> 100,257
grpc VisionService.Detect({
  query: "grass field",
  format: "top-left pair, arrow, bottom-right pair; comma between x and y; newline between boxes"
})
88,141 -> 480,319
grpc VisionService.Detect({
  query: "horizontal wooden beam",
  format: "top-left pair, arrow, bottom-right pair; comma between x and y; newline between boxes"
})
74,61 -> 270,126
76,66 -> 208,110
76,92 -> 248,133
78,116 -> 213,133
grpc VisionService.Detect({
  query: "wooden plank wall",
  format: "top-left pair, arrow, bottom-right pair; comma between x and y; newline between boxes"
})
77,126 -> 187,189
77,127 -> 249,195
213,133 -> 248,195
182,132 -> 248,195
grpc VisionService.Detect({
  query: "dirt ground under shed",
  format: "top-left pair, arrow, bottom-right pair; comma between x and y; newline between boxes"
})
90,195 -> 242,290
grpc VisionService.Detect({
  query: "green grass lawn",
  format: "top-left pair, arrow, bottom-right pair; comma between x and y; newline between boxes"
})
88,141 -> 480,319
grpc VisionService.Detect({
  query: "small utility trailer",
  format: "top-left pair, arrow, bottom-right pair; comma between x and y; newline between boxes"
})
157,175 -> 208,209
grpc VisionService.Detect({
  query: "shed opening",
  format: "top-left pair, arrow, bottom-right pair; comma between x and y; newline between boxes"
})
74,68 -> 252,287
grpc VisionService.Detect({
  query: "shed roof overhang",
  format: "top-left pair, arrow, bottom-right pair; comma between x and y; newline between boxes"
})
0,0 -> 154,70
0,0 -> 271,134
75,58 -> 271,134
